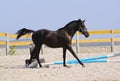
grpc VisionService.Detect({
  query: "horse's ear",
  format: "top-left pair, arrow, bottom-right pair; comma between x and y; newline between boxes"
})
78,19 -> 82,22
83,19 -> 86,22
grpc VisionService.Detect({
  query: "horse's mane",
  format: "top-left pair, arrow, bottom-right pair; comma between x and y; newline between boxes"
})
58,20 -> 78,31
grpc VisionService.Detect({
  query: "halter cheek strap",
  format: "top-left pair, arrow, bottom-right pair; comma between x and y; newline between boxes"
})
79,26 -> 87,34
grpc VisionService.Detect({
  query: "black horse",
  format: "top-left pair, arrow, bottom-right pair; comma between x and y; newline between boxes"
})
16,19 -> 89,67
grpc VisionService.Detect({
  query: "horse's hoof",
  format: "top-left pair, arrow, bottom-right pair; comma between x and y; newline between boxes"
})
82,65 -> 85,68
39,65 -> 42,68
63,65 -> 70,68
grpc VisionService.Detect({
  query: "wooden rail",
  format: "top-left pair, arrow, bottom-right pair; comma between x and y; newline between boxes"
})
72,30 -> 120,44
0,33 -> 32,46
0,30 -> 120,54
0,30 -> 120,45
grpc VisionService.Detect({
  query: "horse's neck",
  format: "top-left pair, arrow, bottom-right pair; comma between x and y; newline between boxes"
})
58,21 -> 78,38
66,28 -> 77,38
65,22 -> 78,38
58,26 -> 76,39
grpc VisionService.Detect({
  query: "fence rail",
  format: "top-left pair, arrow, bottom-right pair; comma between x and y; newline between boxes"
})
0,30 -> 120,55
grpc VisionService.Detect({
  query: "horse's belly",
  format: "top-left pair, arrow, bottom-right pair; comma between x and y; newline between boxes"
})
44,42 -> 62,48
43,32 -> 64,48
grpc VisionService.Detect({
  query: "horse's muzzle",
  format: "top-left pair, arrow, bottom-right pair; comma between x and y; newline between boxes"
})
84,31 -> 89,38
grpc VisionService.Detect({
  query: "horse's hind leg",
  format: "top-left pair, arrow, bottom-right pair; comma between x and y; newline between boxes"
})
35,44 -> 43,67
29,43 -> 42,67
36,44 -> 43,67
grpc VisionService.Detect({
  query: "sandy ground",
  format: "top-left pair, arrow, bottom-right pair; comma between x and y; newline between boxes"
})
0,51 -> 120,81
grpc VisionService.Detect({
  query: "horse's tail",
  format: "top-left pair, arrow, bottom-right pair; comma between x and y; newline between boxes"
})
16,28 -> 35,40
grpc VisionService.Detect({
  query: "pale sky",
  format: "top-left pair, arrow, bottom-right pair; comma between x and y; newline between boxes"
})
0,0 -> 120,33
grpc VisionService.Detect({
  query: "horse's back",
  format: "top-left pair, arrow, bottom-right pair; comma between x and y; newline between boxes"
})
32,29 -> 57,43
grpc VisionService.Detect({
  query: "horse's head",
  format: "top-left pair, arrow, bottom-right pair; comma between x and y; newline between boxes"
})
78,19 -> 89,37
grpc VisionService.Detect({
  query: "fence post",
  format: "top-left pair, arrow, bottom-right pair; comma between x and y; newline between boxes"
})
41,45 -> 44,55
76,32 -> 79,54
6,33 -> 9,55
111,30 -> 114,52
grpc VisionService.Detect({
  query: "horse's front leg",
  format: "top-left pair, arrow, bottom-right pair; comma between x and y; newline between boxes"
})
67,44 -> 85,67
